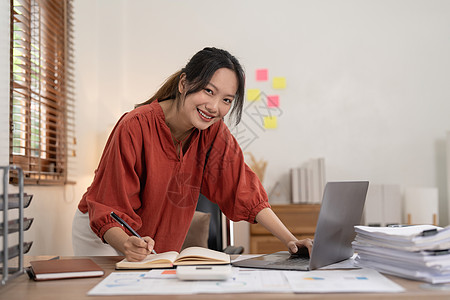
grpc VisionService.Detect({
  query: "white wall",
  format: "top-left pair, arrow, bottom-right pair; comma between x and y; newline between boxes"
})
1,0 -> 449,255
0,0 -> 9,166
79,0 -> 450,216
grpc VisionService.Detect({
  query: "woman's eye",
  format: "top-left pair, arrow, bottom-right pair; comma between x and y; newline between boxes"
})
205,89 -> 213,95
224,98 -> 232,104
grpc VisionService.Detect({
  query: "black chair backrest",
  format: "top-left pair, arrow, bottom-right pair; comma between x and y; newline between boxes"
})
196,194 -> 223,251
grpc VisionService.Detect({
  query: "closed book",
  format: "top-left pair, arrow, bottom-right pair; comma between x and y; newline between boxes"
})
299,167 -> 307,203
29,258 -> 105,281
290,168 -> 300,204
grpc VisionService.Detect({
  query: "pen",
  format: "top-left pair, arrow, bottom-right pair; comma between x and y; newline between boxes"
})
110,211 -> 157,254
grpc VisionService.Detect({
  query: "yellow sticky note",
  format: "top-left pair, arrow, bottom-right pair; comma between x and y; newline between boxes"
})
264,116 -> 277,129
247,89 -> 261,101
272,77 -> 287,89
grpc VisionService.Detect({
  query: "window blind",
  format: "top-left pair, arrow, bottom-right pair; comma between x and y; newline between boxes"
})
10,0 -> 75,185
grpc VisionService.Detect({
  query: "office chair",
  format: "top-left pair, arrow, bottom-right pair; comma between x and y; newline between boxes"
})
195,194 -> 244,255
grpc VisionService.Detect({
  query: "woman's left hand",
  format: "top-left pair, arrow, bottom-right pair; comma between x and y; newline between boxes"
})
287,238 -> 313,256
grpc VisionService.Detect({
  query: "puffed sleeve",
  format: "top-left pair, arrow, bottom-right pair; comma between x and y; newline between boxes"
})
200,122 -> 270,223
82,114 -> 144,240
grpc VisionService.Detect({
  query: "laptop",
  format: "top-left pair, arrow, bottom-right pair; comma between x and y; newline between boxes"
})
232,181 -> 369,271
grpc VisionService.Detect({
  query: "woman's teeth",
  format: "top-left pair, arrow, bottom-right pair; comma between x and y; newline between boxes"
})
198,109 -> 212,119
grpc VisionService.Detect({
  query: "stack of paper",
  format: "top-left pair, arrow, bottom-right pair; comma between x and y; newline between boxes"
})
352,225 -> 450,283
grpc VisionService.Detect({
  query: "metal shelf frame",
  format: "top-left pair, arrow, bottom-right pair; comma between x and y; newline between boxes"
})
1,165 -> 25,285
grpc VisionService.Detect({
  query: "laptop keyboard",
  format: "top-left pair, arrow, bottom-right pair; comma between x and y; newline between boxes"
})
267,256 -> 310,267
232,252 -> 311,271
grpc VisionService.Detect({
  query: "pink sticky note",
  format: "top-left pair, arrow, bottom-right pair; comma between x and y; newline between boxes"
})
267,95 -> 279,107
256,69 -> 268,81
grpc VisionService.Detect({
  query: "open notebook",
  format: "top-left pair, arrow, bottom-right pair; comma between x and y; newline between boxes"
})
116,247 -> 230,269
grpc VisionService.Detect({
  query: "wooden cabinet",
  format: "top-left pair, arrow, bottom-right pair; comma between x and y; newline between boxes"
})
250,204 -> 320,254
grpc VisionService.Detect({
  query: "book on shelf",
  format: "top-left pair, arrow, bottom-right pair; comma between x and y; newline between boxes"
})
29,258 -> 104,281
290,158 -> 325,204
116,246 -> 230,269
299,167 -> 307,203
290,168 -> 300,204
363,184 -> 402,227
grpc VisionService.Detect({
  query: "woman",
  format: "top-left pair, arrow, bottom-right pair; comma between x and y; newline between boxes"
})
72,47 -> 313,261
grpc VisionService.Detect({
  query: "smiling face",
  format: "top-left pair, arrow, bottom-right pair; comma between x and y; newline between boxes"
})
178,68 -> 238,131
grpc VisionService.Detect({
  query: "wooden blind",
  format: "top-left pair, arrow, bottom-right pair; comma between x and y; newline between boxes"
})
10,0 -> 75,185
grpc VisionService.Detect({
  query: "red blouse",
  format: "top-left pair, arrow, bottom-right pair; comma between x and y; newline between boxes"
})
78,100 -> 270,253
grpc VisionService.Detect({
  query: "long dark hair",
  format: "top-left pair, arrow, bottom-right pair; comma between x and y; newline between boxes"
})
136,47 -> 245,125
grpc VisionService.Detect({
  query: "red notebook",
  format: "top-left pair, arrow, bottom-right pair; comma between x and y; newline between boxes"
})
29,258 -> 105,281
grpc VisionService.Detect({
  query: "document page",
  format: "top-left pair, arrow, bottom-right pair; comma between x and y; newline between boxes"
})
88,269 -> 291,295
284,268 -> 404,293
194,268 -> 291,294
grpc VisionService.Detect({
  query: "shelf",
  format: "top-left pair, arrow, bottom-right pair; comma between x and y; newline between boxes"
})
250,204 -> 321,254
1,165 -> 33,285
0,193 -> 33,210
0,218 -> 34,235
251,204 -> 320,235
0,242 -> 33,261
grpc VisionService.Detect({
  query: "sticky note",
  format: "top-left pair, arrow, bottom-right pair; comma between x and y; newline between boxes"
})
267,95 -> 279,107
272,77 -> 286,89
264,116 -> 277,129
256,69 -> 268,81
247,89 -> 261,101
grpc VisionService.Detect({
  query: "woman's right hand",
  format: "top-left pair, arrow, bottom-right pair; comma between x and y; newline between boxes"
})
104,227 -> 155,262
122,236 -> 155,262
